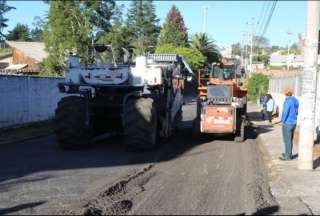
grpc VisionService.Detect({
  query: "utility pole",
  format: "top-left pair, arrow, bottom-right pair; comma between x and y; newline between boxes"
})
298,1 -> 319,170
242,31 -> 249,71
246,18 -> 256,75
202,6 -> 209,34
241,33 -> 245,66
287,31 -> 293,71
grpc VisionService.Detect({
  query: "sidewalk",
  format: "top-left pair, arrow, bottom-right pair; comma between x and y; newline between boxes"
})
248,103 -> 320,215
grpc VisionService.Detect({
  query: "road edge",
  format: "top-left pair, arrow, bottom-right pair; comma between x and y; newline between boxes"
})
0,120 -> 54,145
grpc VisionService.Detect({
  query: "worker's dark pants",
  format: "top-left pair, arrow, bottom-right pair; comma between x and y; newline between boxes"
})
266,111 -> 272,122
282,124 -> 296,159
261,110 -> 265,120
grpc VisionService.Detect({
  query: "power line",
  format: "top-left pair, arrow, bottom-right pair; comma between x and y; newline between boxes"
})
242,1 -> 277,72
256,1 -> 278,48
257,1 -> 267,26
256,1 -> 270,37
252,1 -> 271,50
260,1 -> 277,38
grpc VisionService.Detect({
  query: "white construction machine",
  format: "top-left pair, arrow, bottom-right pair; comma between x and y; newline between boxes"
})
55,44 -> 193,150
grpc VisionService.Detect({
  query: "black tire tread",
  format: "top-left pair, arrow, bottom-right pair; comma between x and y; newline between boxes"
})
123,97 -> 157,150
55,96 -> 92,149
234,115 -> 245,143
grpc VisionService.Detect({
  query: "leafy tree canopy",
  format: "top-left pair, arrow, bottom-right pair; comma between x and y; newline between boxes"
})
97,4 -> 125,63
6,23 -> 31,41
156,43 -> 206,71
123,0 -> 160,55
191,32 -> 221,64
247,73 -> 269,101
83,0 -> 116,39
157,5 -> 188,47
253,36 -> 269,48
42,0 -> 115,75
231,42 -> 241,57
30,16 -> 47,41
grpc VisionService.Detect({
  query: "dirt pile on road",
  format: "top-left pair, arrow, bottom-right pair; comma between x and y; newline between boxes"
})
83,164 -> 155,215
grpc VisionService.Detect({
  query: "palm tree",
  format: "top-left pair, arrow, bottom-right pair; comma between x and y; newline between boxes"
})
190,32 -> 221,64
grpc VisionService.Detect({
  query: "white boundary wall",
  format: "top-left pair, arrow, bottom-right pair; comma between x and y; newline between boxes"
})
0,75 -> 65,128
268,75 -> 302,125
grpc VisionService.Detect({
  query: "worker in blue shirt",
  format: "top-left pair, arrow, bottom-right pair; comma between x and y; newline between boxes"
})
279,87 -> 299,161
259,94 -> 267,120
265,94 -> 275,124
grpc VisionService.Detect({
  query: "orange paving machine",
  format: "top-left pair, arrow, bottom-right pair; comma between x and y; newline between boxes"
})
193,58 -> 248,142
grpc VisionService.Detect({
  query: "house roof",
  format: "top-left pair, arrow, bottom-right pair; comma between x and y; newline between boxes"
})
270,53 -> 287,64
5,41 -> 48,62
293,55 -> 303,62
270,53 -> 304,64
5,64 -> 28,70
256,69 -> 303,77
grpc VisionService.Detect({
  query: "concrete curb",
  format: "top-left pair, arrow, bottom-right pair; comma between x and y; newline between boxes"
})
256,129 -> 313,215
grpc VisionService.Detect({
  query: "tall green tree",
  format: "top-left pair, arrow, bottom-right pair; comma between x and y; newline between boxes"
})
157,5 -> 188,47
6,23 -> 31,41
253,36 -> 269,48
30,16 -> 47,41
82,0 -> 115,39
190,32 -> 220,64
271,45 -> 281,52
231,42 -> 241,56
123,0 -> 160,55
97,4 -> 125,63
42,0 -> 115,75
43,1 -> 94,74
0,0 -> 15,41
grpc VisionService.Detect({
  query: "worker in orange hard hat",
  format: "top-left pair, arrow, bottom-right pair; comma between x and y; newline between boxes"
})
279,86 -> 299,161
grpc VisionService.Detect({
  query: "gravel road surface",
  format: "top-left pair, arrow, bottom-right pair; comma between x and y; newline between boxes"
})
0,96 -> 277,215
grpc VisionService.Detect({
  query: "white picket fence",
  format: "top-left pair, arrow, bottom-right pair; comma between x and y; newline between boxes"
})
0,75 -> 65,128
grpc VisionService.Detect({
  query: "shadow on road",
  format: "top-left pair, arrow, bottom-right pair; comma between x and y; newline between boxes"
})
0,201 -> 46,215
313,156 -> 320,169
253,205 -> 280,215
247,111 -> 265,122
236,205 -> 280,215
0,91 -> 262,184
0,124 -> 260,184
